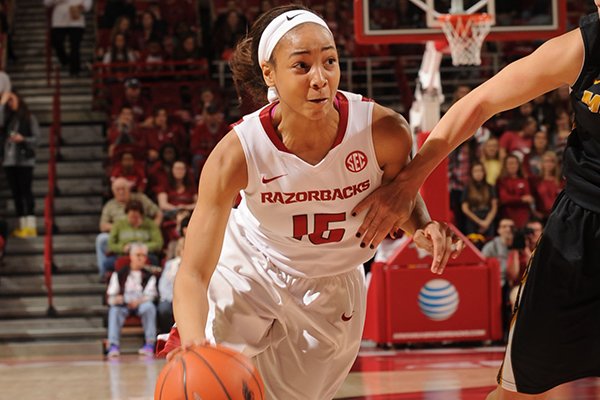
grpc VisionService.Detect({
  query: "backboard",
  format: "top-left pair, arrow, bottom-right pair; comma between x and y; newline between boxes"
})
354,0 -> 567,44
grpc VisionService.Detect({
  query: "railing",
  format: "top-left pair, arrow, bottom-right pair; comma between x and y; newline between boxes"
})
92,54 -> 503,116
0,33 -> 6,71
91,59 -> 211,110
45,8 -> 52,86
44,66 -> 61,316
209,53 -> 503,113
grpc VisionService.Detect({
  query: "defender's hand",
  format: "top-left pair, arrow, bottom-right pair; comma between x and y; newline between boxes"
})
412,221 -> 465,274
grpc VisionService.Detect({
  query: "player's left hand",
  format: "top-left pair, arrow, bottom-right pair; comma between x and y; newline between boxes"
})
412,221 -> 465,275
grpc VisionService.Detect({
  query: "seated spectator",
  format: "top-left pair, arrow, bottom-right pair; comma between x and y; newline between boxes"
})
448,139 -> 476,233
107,105 -> 145,159
99,0 -> 136,30
139,38 -> 165,65
510,218 -> 545,310
480,136 -> 502,186
552,108 -> 571,160
147,3 -> 169,38
147,143 -> 179,196
530,151 -> 564,222
506,101 -> 534,132
110,151 -> 147,193
164,212 -> 189,261
133,10 -> 163,52
190,104 -> 228,179
142,107 -> 187,162
499,116 -> 537,162
523,129 -> 551,177
110,78 -> 152,123
481,218 -> 521,337
159,0 -> 197,35
106,243 -> 158,358
161,35 -> 176,60
173,34 -> 207,69
103,200 -> 164,277
497,154 -> 534,229
211,8 -> 247,60
96,178 -> 162,280
461,162 -> 498,238
157,237 -> 184,334
192,86 -> 223,123
156,160 -> 197,219
102,33 -> 137,65
97,15 -> 134,61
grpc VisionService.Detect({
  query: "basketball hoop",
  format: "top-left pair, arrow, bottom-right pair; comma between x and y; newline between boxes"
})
437,13 -> 493,66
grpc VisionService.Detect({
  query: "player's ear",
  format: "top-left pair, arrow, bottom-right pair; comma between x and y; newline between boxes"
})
261,62 -> 275,87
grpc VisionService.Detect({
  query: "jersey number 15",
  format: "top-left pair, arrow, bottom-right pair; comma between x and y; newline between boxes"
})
292,213 -> 346,245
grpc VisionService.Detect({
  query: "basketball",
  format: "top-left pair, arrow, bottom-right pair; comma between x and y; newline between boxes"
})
154,344 -> 265,400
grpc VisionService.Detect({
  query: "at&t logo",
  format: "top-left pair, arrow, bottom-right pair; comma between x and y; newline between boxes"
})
417,279 -> 459,321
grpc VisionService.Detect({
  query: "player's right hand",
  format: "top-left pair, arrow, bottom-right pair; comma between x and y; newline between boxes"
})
166,339 -> 208,362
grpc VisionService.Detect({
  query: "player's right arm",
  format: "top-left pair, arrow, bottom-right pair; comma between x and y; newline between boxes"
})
172,129 -> 247,350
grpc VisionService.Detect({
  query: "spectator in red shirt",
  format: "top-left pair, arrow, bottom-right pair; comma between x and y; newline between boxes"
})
147,143 -> 179,197
530,151 -> 564,222
111,78 -> 152,123
497,154 -> 534,228
190,104 -> 227,180
523,129 -> 551,177
108,105 -> 146,160
499,116 -> 537,162
142,107 -> 187,163
111,151 -> 147,193
157,160 -> 197,219
133,10 -> 164,51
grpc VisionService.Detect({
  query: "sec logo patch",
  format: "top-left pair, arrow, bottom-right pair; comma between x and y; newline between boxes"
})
345,151 -> 367,173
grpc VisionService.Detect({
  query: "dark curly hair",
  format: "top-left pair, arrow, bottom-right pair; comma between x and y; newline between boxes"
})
229,4 -> 314,110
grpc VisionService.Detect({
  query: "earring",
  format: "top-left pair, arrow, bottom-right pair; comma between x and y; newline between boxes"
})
267,86 -> 279,103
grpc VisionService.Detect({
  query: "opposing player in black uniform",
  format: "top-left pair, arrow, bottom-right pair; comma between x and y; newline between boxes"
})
353,1 -> 600,399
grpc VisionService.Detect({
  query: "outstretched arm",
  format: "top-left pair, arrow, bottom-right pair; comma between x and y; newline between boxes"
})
353,27 -> 584,250
355,103 -> 463,273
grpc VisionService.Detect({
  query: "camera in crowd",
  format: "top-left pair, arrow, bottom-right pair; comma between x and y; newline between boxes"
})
510,226 -> 535,250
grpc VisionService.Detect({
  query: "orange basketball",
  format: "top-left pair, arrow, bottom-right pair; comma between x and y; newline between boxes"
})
154,344 -> 265,400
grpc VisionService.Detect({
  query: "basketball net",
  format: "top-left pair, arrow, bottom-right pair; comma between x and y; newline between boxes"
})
437,14 -> 492,66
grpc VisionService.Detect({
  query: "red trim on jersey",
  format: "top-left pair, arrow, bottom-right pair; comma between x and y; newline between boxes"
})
230,117 -> 244,130
361,96 -> 374,102
259,103 -> 289,152
258,92 -> 350,154
332,92 -> 349,147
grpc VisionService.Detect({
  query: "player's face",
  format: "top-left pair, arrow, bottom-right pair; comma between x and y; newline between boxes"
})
596,0 -> 600,15
268,23 -> 340,120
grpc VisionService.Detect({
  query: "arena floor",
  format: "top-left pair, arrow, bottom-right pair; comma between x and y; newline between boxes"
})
2,344 -> 599,399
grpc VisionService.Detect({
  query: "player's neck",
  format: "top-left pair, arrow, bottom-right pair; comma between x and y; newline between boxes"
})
273,107 -> 340,164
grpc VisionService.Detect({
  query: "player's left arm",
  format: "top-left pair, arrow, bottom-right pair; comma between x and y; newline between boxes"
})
364,103 -> 464,272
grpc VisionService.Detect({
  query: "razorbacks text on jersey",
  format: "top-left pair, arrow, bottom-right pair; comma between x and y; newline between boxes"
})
229,90 -> 385,278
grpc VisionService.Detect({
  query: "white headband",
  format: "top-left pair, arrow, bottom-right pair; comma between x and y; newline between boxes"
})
257,10 -> 332,64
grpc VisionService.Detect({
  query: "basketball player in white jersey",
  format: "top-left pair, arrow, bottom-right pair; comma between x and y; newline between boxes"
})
165,5 -> 463,399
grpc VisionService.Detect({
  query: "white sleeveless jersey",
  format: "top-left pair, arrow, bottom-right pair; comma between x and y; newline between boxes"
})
229,90 -> 384,278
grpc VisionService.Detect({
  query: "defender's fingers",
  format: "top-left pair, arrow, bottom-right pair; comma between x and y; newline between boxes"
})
360,214 -> 391,249
428,228 -> 447,273
435,235 -> 454,275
